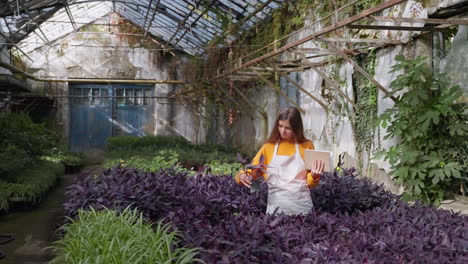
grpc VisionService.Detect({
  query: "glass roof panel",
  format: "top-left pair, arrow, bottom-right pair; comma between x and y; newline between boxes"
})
1,0 -> 280,55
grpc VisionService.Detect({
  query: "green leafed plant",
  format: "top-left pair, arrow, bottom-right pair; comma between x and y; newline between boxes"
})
374,55 -> 467,205
203,160 -> 243,176
50,207 -> 202,264
104,152 -> 197,176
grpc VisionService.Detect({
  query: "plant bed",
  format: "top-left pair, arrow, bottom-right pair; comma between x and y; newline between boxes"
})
0,160 -> 64,211
105,135 -> 242,166
50,208 -> 200,264
63,167 -> 468,263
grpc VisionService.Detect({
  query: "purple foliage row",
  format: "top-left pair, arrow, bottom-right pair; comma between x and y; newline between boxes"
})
64,167 -> 468,263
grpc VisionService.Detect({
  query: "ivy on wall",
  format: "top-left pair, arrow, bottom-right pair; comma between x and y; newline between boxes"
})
352,48 -> 379,170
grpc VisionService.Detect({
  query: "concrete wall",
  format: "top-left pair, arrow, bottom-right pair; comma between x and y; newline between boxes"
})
0,27 -> 11,75
22,19 -> 203,146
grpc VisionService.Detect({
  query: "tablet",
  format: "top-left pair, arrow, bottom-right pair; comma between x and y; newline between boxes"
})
304,149 -> 333,172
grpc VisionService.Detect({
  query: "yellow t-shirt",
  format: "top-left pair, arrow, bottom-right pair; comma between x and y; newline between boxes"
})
235,140 -> 320,188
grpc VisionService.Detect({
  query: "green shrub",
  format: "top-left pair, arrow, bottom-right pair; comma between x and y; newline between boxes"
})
0,112 -> 58,157
50,208 -> 201,264
0,113 -> 59,177
375,56 -> 467,205
0,144 -> 34,176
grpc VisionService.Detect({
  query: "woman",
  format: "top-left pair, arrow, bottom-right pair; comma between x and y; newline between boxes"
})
235,107 -> 324,215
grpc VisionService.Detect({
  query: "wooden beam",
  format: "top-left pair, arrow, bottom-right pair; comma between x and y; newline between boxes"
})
236,71 -> 272,76
280,73 -> 328,111
369,16 -> 468,25
319,37 -> 402,44
251,69 -> 305,114
231,83 -> 268,119
296,52 -> 354,106
294,47 -> 360,56
237,0 -> 362,63
347,24 -> 446,31
322,40 -> 397,102
213,0 -> 408,80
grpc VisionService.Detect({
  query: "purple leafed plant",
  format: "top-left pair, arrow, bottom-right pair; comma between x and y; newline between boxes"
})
63,166 -> 468,263
310,168 -> 399,214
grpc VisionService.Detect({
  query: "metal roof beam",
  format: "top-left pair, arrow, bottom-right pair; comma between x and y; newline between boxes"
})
63,0 -> 77,31
10,6 -> 61,42
171,0 -> 216,48
223,0 -> 275,38
18,2 -> 54,44
142,0 -> 155,29
0,0 -> 62,17
144,0 -> 160,36
167,0 -> 201,45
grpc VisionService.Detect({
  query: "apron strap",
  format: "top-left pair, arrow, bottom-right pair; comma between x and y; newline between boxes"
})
295,143 -> 300,154
273,142 -> 279,158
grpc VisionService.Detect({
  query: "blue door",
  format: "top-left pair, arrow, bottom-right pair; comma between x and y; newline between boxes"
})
70,83 -> 153,152
113,84 -> 153,137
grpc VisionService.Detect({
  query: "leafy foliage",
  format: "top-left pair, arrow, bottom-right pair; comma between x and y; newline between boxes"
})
64,167 -> 266,221
50,207 -> 201,264
40,146 -> 86,167
203,160 -> 243,176
310,168 -> 397,214
64,166 -> 468,263
105,135 -> 240,166
375,56 -> 468,204
353,48 -> 379,170
0,113 -> 58,177
104,152 -> 183,172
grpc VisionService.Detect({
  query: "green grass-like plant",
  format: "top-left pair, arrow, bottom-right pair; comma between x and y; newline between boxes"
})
50,208 -> 202,264
0,160 -> 64,211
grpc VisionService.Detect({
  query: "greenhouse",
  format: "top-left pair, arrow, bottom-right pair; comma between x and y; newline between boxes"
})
0,0 -> 467,263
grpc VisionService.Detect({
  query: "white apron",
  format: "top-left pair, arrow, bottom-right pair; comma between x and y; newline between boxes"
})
266,142 -> 313,215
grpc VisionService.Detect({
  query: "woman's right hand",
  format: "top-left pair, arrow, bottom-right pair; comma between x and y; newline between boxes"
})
239,173 -> 252,187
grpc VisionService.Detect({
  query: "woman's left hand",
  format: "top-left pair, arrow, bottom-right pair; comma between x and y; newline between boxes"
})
311,160 -> 325,176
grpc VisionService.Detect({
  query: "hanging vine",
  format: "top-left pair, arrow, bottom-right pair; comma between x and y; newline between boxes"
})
352,48 -> 378,171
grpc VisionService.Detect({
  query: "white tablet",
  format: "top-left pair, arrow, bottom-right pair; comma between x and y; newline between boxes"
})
304,149 -> 333,172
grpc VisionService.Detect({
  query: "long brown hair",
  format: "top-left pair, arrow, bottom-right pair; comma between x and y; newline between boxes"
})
266,107 -> 308,143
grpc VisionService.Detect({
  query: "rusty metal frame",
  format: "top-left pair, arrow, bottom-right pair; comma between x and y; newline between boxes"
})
214,0 -> 409,80
296,52 -> 355,106
212,0 -> 468,108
